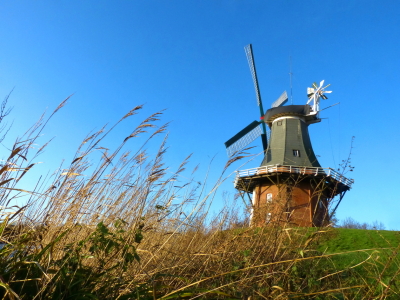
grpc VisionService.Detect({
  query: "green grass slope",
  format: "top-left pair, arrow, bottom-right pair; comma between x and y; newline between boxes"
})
308,228 -> 400,297
319,228 -> 400,253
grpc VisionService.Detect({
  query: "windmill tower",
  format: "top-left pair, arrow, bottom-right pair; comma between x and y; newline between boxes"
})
225,45 -> 353,227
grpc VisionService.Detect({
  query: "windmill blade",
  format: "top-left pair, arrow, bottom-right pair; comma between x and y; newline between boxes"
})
244,44 -> 262,107
307,87 -> 315,94
306,86 -> 316,104
323,83 -> 331,89
271,91 -> 288,108
225,120 -> 262,157
307,88 -> 315,99
244,44 -> 268,151
320,80 -> 325,88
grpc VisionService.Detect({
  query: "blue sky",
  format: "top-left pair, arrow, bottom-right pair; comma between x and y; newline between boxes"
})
0,1 -> 399,228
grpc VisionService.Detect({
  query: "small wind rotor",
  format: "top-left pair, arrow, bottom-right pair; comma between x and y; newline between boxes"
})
306,80 -> 332,114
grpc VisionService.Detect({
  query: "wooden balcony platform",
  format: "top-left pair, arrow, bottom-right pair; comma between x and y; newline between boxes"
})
234,165 -> 353,193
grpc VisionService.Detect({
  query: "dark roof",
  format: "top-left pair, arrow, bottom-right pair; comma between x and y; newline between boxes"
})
264,105 -> 319,125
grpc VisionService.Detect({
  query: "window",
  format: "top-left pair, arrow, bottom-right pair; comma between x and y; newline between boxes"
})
266,193 -> 273,203
266,213 -> 272,222
293,150 -> 301,157
277,120 -> 282,126
252,189 -> 257,205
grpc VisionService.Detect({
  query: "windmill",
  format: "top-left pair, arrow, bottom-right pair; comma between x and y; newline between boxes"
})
225,45 -> 353,227
224,44 -> 288,157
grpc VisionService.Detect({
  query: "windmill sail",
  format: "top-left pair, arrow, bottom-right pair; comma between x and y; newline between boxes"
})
244,45 -> 262,107
225,121 -> 262,157
244,44 -> 268,151
271,91 -> 288,108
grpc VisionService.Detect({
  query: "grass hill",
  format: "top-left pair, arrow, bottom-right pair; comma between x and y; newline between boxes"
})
304,228 -> 400,299
319,228 -> 400,253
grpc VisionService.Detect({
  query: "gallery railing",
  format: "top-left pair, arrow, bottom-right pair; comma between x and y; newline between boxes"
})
235,165 -> 354,188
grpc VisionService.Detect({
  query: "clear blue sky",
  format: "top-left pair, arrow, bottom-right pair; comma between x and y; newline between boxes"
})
0,1 -> 399,228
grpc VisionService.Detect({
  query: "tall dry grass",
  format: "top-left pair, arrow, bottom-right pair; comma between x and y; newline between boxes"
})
0,97 -> 399,299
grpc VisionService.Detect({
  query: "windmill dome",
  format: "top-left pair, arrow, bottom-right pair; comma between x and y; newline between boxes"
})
264,105 -> 319,125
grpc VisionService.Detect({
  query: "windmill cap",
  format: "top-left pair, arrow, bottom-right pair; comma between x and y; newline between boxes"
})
263,105 -> 319,125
